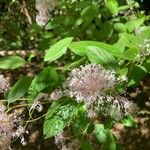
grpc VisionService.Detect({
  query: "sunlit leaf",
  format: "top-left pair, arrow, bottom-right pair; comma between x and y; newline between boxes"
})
44,37 -> 73,62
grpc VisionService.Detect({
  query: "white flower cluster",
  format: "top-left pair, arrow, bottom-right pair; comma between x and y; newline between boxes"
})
64,64 -> 135,120
35,0 -> 58,26
99,96 -> 134,121
0,104 -> 25,149
0,74 -> 10,93
65,64 -> 116,102
55,130 -> 80,150
138,38 -> 150,58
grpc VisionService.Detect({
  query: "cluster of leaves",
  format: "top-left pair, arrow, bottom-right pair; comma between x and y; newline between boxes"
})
0,0 -> 149,50
0,0 -> 150,149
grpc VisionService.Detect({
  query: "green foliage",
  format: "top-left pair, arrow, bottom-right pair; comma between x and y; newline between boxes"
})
28,66 -> 59,102
44,100 -> 81,138
94,124 -> 108,143
81,140 -> 94,150
87,46 -> 119,71
0,0 -> 149,149
69,41 -> 125,58
125,17 -> 145,32
128,65 -> 147,86
0,56 -> 26,69
105,0 -> 119,15
94,123 -> 116,150
8,76 -> 32,103
44,37 -> 73,62
122,115 -> 138,127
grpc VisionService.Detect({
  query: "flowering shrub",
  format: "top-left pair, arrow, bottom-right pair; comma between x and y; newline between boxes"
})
0,0 -> 149,149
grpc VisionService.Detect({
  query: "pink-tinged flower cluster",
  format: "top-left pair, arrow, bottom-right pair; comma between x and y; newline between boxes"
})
99,96 -> 136,121
0,74 -> 10,93
35,0 -> 58,26
64,64 -> 136,120
0,104 -> 25,149
65,64 -> 116,102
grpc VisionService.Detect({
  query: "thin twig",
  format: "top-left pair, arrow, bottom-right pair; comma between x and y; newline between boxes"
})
21,0 -> 32,24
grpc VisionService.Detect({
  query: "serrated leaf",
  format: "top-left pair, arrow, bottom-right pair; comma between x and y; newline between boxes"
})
44,117 -> 65,139
0,56 -> 26,69
8,76 -> 32,103
87,46 -> 119,71
44,100 -> 81,138
44,37 -> 73,62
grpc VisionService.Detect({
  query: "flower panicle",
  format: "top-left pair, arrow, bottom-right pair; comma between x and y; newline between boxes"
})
0,104 -> 25,149
65,64 -> 116,102
0,74 -> 10,93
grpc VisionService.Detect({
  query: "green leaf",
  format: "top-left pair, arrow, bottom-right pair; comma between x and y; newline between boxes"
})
94,124 -> 107,143
64,57 -> 86,70
142,59 -> 150,73
28,67 -> 59,102
87,46 -> 119,71
113,33 -> 138,53
106,130 -> 116,150
0,56 -> 26,69
7,76 -> 32,103
69,41 -> 125,59
44,100 -> 81,138
124,48 -> 138,60
113,23 -> 126,33
44,37 -> 73,62
94,21 -> 113,41
80,5 -> 99,26
128,65 -> 147,86
44,117 -> 65,139
122,115 -> 137,127
125,17 -> 145,32
94,124 -> 116,150
105,0 -> 118,15
81,140 -> 94,150
45,16 -> 65,30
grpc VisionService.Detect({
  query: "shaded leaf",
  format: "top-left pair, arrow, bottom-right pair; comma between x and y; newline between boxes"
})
28,67 -> 59,102
8,76 -> 32,103
0,56 -> 26,69
128,65 -> 147,86
81,140 -> 94,150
